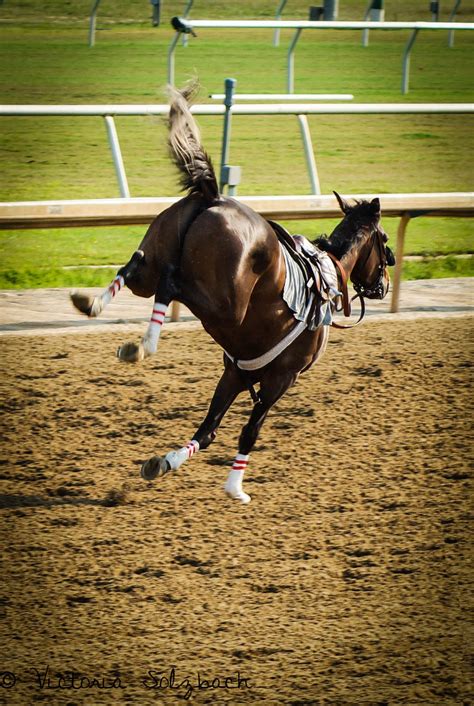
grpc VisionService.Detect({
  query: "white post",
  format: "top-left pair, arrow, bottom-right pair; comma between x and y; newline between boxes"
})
448,0 -> 462,46
362,0 -> 372,46
273,0 -> 288,47
167,32 -> 180,86
103,116 -> 130,198
287,28 -> 302,93
297,115 -> 320,195
89,0 -> 101,47
181,0 -> 194,47
402,29 -> 419,95
362,1 -> 384,47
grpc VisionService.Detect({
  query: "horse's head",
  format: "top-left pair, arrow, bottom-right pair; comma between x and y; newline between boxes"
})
331,192 -> 395,300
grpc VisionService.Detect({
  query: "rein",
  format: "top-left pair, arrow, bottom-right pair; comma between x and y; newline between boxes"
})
326,252 -> 366,330
326,252 -> 351,316
331,291 -> 366,330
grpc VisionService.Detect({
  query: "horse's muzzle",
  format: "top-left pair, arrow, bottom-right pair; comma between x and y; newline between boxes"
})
355,270 -> 390,300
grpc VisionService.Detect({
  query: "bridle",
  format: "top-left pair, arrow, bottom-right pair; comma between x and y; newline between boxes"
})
351,226 -> 395,300
328,225 -> 395,329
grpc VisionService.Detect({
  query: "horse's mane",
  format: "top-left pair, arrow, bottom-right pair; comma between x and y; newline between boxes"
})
315,199 -> 379,259
167,80 -> 219,205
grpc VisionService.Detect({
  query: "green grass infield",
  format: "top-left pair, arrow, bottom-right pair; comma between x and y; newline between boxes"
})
1,0 -> 473,287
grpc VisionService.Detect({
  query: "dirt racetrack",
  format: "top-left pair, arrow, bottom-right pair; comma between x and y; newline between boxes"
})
0,317 -> 472,705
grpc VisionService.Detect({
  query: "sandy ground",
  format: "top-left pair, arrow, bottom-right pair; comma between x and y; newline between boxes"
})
0,316 -> 472,705
1,278 -> 473,337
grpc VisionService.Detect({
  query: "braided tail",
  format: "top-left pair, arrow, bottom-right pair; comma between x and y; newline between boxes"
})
168,80 -> 219,205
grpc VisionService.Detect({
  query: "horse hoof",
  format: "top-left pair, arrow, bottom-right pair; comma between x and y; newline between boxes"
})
70,291 -> 95,317
141,456 -> 170,481
117,342 -> 145,363
224,489 -> 251,504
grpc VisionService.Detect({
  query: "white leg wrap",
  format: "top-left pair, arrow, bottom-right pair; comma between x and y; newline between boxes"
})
224,454 -> 251,504
165,440 -> 200,471
142,302 -> 167,357
90,275 -> 124,317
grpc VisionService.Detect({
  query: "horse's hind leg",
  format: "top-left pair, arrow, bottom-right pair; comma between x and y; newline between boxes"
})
225,369 -> 298,504
70,250 -> 144,317
117,265 -> 178,363
117,295 -> 168,363
141,362 -> 245,480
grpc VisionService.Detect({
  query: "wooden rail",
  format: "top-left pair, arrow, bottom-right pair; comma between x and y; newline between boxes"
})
1,192 -> 472,314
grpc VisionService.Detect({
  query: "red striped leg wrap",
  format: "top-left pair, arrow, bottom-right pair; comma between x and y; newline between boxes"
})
164,440 -> 200,471
143,302 -> 168,356
185,440 -> 200,460
90,274 -> 125,316
225,454 -> 251,503
150,302 -> 167,327
232,454 -> 250,472
108,275 -> 124,298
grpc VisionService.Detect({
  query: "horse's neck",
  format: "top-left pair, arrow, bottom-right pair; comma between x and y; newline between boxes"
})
337,228 -> 370,278
339,248 -> 359,278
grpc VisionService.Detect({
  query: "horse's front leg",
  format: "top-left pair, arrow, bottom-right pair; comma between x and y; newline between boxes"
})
225,369 -> 298,504
141,363 -> 245,480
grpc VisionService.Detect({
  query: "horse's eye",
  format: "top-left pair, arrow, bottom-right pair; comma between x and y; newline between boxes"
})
382,232 -> 388,243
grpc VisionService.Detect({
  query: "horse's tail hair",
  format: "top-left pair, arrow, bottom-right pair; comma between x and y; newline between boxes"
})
167,80 -> 219,205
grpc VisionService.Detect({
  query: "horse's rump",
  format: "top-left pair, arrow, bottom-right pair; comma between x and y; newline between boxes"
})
179,198 -> 288,343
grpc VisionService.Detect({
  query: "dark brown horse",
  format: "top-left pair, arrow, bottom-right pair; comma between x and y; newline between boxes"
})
71,83 -> 395,504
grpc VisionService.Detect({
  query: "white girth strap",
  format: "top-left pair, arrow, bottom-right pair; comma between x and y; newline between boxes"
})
224,295 -> 314,372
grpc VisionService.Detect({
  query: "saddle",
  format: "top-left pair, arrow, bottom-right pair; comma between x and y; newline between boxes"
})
267,220 -> 340,330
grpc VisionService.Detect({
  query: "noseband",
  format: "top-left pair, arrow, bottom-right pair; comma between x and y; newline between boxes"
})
351,227 -> 395,299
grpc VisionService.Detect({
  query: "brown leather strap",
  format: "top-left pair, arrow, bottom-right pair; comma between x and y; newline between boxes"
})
327,252 -> 351,317
331,292 -> 366,329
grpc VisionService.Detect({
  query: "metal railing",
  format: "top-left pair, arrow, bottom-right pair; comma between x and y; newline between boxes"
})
209,93 -> 354,101
88,0 -> 194,47
168,19 -> 474,93
2,102 -> 473,197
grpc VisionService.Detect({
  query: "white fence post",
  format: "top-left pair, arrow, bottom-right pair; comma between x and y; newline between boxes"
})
273,0 -> 288,47
297,115 -> 320,195
402,29 -> 419,95
88,0 -> 102,48
103,116 -> 130,198
287,28 -> 302,93
448,0 -> 462,47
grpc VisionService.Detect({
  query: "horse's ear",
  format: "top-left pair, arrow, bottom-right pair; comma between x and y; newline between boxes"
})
370,197 -> 381,214
333,191 -> 351,214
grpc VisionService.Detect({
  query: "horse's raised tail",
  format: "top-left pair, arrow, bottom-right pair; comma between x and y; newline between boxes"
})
168,81 -> 219,205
